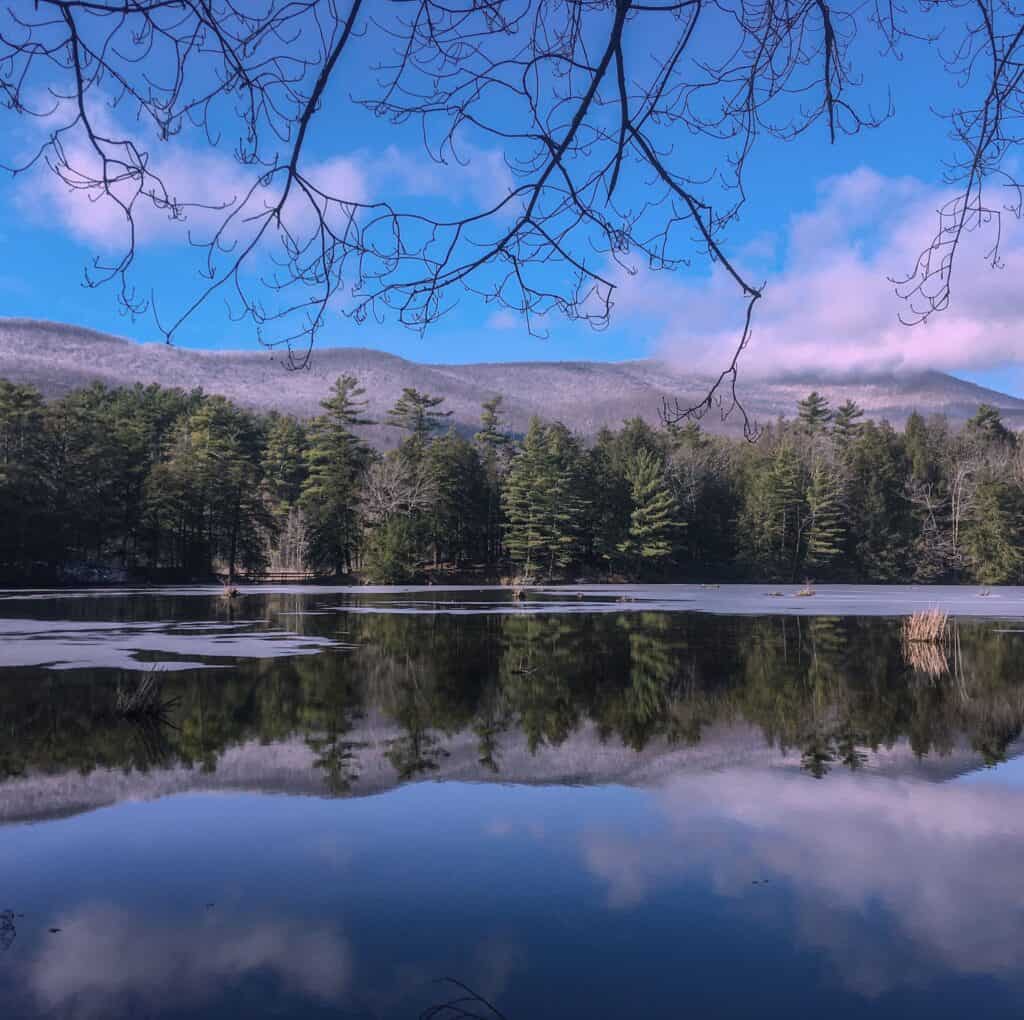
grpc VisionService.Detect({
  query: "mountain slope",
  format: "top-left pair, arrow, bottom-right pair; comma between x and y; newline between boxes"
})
2,317 -> 1021,443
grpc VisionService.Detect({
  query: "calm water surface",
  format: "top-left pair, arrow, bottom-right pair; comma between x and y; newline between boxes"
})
2,585 -> 1024,1019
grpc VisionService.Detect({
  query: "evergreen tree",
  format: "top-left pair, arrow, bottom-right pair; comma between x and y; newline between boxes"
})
798,392 -> 832,433
145,397 -> 271,578
42,384 -> 136,567
261,414 -> 309,571
362,515 -> 420,584
503,419 -> 588,577
617,448 -> 678,569
475,396 -> 511,562
844,421 -> 911,580
262,414 -> 307,520
831,399 -> 864,447
805,461 -> 845,570
962,480 -> 1023,584
387,387 -> 452,457
475,395 -> 509,452
0,381 -> 46,567
904,411 -> 932,482
740,438 -> 806,577
966,403 -> 1014,446
300,375 -> 372,575
426,430 -> 488,565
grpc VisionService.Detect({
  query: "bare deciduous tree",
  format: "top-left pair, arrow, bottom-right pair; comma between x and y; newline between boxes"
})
361,454 -> 437,523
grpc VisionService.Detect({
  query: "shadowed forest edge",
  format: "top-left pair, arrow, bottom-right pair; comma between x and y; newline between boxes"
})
1,378 -> 1021,585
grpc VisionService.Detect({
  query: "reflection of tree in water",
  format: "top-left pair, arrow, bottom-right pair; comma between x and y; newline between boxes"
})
473,689 -> 513,773
499,615 -> 587,753
307,733 -> 363,794
5,599 -> 1024,782
385,729 -> 450,781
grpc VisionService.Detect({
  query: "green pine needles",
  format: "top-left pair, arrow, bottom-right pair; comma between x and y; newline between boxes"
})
617,449 -> 679,566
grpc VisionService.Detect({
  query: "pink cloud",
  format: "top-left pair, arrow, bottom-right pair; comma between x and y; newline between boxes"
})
620,167 -> 1024,378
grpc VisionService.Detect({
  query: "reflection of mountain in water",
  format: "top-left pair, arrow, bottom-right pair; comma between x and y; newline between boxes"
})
3,608 -> 1024,823
4,719 -> 1019,827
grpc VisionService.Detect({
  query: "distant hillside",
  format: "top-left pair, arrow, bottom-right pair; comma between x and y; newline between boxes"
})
2,317 -> 1022,446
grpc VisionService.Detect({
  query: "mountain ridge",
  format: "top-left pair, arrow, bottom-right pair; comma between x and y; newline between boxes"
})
2,317 -> 1021,444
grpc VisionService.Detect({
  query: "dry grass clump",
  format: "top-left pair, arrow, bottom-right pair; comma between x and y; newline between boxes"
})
115,670 -> 180,720
904,640 -> 950,678
903,608 -> 949,644
902,609 -> 951,678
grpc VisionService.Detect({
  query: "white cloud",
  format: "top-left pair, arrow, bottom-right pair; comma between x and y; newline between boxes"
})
19,100 -> 510,253
485,309 -> 520,331
373,142 -> 514,208
617,166 -> 1024,378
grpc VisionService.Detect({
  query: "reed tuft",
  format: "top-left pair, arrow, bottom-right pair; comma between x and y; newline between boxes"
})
902,608 -> 949,644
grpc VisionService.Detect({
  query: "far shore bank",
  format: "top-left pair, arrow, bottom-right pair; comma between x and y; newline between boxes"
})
5,582 -> 1024,619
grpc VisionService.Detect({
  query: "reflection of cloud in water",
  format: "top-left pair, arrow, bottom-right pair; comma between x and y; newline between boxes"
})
473,936 -> 528,1002
27,903 -> 351,1015
583,770 -> 1024,995
484,817 -> 546,840
0,617 -> 339,670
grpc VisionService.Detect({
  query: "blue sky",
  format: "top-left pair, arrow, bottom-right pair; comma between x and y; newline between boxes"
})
0,5 -> 1021,395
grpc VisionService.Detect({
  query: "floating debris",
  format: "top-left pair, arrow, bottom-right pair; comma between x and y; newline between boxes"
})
0,910 -> 15,951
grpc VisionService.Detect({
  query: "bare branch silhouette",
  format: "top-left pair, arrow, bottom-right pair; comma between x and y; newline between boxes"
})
1,1 -> 1018,422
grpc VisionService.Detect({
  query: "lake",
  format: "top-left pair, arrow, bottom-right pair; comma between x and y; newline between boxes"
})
2,584 -> 1024,1019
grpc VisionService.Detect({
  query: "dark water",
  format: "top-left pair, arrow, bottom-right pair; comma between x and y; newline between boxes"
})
2,587 -> 1024,1019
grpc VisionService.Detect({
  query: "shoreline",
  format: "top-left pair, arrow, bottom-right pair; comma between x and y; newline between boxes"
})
5,582 -> 1024,618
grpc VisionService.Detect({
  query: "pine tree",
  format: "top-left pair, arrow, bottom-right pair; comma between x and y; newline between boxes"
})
767,442 -> 805,569
474,396 -> 510,562
843,420 -> 911,580
617,448 -> 678,569
798,391 -> 832,433
262,414 -> 307,520
831,399 -> 864,447
426,430 -> 488,565
0,381 -> 46,566
804,461 -> 845,570
475,395 -> 509,452
144,396 -> 271,579
903,411 -> 933,482
966,403 -> 1013,445
300,375 -> 372,575
962,480 -> 1023,584
503,419 -> 588,577
387,387 -> 452,460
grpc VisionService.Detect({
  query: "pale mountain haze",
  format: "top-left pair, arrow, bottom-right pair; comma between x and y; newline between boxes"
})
3,318 -> 1021,444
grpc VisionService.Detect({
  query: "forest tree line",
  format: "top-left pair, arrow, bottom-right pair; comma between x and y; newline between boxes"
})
1,375 -> 1022,584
